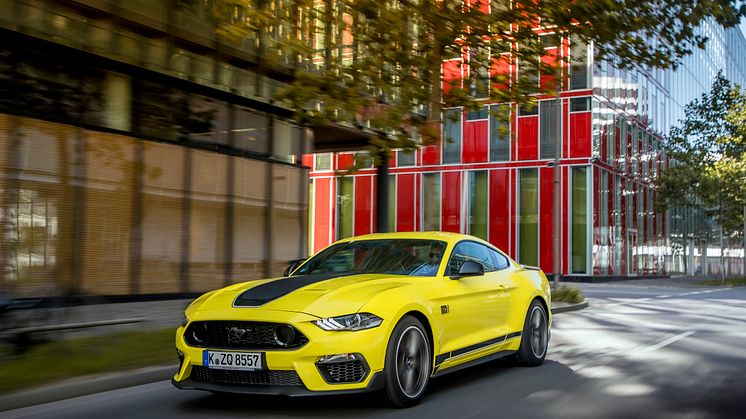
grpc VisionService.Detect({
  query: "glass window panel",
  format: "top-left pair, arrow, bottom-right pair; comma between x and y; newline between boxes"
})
467,106 -> 489,121
519,103 -> 538,116
423,173 -> 441,231
570,97 -> 591,112
442,109 -> 462,164
233,108 -> 269,154
468,171 -> 488,240
315,153 -> 332,170
185,95 -> 229,145
489,104 -> 510,161
337,176 -> 353,239
273,121 -> 303,163
519,169 -> 539,266
570,35 -> 589,90
571,167 -> 588,273
540,100 -> 559,159
397,150 -> 415,166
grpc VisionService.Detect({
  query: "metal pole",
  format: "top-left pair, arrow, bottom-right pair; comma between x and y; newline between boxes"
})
720,199 -> 724,284
552,38 -> 562,289
376,150 -> 390,233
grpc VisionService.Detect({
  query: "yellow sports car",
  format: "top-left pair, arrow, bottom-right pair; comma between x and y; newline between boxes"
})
173,232 -> 552,407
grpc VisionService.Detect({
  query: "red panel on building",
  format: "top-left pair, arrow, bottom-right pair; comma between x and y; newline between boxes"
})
540,48 -> 559,91
442,171 -> 461,233
354,176 -> 373,236
540,167 -> 554,273
490,53 -> 511,92
509,169 -> 517,258
517,116 -> 538,161
397,174 -> 416,232
570,112 -> 592,158
489,170 -> 510,253
463,120 -> 488,163
337,153 -> 353,171
314,178 -> 332,253
442,59 -> 462,96
421,144 -> 440,165
301,154 -> 314,168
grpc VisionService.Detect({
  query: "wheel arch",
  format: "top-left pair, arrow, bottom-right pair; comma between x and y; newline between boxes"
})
400,310 -> 435,365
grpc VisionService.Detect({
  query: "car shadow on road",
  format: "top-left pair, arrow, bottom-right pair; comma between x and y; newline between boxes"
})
172,357 -> 578,417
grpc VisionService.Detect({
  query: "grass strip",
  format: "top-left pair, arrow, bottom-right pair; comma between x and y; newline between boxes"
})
0,327 -> 176,394
696,277 -> 746,287
552,285 -> 585,304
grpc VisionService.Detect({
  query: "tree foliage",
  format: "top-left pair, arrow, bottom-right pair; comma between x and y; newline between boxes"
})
657,73 -> 746,236
201,0 -> 745,153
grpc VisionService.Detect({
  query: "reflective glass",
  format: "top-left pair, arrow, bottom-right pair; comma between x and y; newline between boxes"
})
519,169 -> 539,266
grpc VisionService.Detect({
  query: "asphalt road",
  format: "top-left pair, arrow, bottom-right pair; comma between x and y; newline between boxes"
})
5,280 -> 746,419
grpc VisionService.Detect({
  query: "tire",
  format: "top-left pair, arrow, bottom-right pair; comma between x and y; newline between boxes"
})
515,300 -> 549,367
383,316 -> 431,408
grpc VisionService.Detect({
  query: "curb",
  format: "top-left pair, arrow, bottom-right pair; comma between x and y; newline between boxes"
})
551,299 -> 589,314
0,364 -> 177,412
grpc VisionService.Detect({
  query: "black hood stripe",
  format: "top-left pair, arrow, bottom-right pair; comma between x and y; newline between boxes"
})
233,274 -> 347,307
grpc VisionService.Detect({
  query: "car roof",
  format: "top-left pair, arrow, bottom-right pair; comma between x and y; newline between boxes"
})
335,231 -> 488,247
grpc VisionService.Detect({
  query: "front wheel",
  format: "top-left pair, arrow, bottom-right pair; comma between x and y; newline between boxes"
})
382,316 -> 431,408
516,300 -> 549,367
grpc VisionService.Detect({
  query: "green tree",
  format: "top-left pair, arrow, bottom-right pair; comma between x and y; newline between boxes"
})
200,0 -> 745,155
656,73 -> 746,271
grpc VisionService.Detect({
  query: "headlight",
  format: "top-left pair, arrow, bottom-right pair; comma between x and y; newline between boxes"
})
313,313 -> 382,331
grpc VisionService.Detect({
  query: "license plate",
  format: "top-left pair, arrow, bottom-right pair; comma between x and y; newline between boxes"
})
203,350 -> 263,371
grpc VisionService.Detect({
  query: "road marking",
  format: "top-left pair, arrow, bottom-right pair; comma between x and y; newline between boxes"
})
642,330 -> 695,352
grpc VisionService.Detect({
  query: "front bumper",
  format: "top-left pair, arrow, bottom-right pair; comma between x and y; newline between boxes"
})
172,309 -> 389,394
171,371 -> 384,396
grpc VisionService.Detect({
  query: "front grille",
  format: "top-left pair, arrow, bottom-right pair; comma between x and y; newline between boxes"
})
317,360 -> 367,383
184,321 -> 308,350
190,366 -> 303,386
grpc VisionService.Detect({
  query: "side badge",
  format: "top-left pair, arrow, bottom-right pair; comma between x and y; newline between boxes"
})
441,305 -> 450,315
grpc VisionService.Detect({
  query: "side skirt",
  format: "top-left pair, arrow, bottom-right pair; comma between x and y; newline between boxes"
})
430,349 -> 517,378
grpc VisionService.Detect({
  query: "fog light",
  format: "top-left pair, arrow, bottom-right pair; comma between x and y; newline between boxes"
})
317,353 -> 360,364
176,349 -> 184,366
274,325 -> 296,347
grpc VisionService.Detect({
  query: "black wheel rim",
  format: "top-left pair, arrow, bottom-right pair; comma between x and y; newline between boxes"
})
529,306 -> 548,358
395,325 -> 429,398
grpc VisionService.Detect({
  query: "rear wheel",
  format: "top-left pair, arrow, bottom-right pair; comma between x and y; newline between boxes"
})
383,316 -> 431,408
516,300 -> 549,367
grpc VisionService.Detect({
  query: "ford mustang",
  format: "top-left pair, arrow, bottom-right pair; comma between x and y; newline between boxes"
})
172,232 -> 552,407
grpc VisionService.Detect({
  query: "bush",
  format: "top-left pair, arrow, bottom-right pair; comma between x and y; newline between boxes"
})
552,286 -> 584,304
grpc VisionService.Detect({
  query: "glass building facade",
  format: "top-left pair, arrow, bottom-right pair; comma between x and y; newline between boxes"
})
308,22 -> 746,277
0,0 -> 311,296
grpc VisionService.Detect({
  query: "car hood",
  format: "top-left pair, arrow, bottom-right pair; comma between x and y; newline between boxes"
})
191,273 -> 417,318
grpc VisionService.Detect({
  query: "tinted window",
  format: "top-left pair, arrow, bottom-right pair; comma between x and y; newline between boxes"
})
447,241 -> 497,276
489,249 -> 510,270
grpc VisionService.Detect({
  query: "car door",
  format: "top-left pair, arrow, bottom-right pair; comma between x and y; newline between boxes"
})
434,241 -> 510,361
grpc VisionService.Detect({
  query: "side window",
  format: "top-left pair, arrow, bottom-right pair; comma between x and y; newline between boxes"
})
447,241 -> 497,276
489,249 -> 510,270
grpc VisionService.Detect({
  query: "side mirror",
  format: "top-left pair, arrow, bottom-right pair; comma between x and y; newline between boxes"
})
451,260 -> 484,279
283,259 -> 306,276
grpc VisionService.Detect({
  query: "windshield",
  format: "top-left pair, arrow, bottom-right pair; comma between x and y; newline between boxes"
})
293,239 -> 448,277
